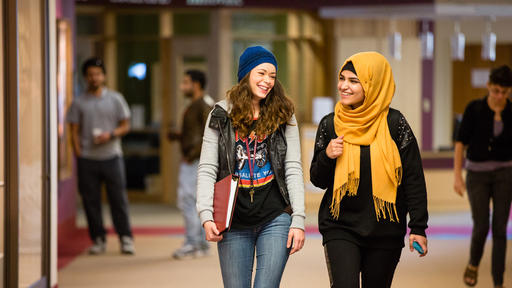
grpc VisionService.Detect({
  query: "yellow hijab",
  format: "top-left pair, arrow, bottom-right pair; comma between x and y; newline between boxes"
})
332,51 -> 402,222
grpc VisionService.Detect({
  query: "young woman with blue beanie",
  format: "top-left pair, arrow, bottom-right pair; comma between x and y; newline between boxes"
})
196,46 -> 305,287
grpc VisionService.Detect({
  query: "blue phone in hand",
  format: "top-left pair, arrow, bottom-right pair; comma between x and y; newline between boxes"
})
413,241 -> 424,254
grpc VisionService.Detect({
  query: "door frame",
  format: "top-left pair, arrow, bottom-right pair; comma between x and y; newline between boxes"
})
3,0 -> 52,286
4,0 -> 20,285
161,36 -> 214,205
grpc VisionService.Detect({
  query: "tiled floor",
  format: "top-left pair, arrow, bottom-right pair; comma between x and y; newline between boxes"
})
58,203 -> 512,287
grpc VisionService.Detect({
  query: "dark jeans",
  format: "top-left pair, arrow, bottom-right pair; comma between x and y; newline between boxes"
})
324,239 -> 402,288
466,167 -> 512,286
77,156 -> 133,242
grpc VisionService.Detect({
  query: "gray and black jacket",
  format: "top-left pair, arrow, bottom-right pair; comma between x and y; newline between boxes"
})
197,100 -> 305,230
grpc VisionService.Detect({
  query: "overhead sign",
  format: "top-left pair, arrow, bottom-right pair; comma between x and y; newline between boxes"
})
76,0 -> 432,9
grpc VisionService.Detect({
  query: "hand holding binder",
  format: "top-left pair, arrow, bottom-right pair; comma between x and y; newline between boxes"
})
213,174 -> 240,234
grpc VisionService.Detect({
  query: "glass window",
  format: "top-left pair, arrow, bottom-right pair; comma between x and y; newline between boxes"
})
77,14 -> 103,36
117,14 -> 159,36
232,13 -> 287,36
173,12 -> 210,36
75,40 -> 105,95
117,40 -> 160,127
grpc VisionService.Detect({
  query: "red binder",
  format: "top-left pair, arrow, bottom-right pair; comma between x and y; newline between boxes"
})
213,174 -> 240,234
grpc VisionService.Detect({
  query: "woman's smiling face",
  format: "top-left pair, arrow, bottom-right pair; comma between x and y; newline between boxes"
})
249,62 -> 276,102
338,69 -> 365,109
338,70 -> 364,109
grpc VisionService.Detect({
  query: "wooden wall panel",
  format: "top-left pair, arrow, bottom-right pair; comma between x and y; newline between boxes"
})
18,0 -> 44,286
452,44 -> 512,115
0,0 -> 4,262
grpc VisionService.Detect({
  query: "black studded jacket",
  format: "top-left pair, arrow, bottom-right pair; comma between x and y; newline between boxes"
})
310,108 -> 428,248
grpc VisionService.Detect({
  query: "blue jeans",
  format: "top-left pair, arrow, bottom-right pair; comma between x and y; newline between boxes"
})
217,212 -> 291,288
177,160 -> 207,248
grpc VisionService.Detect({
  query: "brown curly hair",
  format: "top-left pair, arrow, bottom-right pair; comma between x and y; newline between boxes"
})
227,74 -> 294,138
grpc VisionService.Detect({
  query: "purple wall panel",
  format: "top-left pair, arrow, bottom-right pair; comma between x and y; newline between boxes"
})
422,59 -> 433,150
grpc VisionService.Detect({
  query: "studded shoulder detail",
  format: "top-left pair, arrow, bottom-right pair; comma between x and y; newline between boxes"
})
397,114 -> 414,150
315,113 -> 335,151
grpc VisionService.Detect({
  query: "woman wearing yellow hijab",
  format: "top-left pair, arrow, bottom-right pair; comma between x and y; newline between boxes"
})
310,52 -> 428,288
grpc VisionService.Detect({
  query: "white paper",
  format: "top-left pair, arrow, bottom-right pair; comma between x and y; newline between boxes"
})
225,178 -> 238,228
471,69 -> 490,88
131,104 -> 145,129
312,97 -> 334,125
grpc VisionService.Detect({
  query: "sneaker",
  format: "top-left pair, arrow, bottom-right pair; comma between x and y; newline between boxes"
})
172,244 -> 201,260
89,237 -> 106,255
198,242 -> 210,256
120,236 -> 135,255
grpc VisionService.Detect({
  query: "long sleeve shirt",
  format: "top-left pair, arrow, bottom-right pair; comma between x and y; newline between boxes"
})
310,109 -> 428,248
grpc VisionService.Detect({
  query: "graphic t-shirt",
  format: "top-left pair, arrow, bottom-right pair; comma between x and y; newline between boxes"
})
231,126 -> 287,229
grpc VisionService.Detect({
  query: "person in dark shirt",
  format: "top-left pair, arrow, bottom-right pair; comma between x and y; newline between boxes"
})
454,65 -> 512,288
168,70 -> 213,259
197,46 -> 305,288
310,51 -> 428,288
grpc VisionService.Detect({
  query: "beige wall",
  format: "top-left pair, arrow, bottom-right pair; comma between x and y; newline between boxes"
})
333,19 -> 423,147
332,17 -> 512,151
455,18 -> 512,43
433,18 -> 512,150
424,168 -> 469,212
18,0 -> 44,286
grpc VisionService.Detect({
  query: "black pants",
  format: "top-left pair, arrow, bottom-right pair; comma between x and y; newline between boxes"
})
77,156 -> 133,241
466,167 -> 512,286
324,239 -> 401,288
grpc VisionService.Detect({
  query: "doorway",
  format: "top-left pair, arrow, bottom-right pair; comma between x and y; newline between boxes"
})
162,36 -> 214,205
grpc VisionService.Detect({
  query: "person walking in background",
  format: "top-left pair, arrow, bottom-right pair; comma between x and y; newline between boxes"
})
168,70 -> 213,259
454,65 -> 512,288
67,57 -> 135,255
310,51 -> 428,288
196,46 -> 305,287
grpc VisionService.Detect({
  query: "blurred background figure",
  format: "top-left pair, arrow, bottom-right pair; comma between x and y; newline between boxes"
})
454,65 -> 512,288
67,57 -> 135,255
168,70 -> 213,259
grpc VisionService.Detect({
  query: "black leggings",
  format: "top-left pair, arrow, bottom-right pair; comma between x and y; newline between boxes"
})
324,239 -> 402,288
466,167 -> 512,286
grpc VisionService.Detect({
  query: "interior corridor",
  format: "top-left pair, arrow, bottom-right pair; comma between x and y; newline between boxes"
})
58,204 -> 512,288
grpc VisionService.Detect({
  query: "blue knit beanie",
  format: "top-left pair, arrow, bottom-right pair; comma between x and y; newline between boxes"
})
237,46 -> 278,82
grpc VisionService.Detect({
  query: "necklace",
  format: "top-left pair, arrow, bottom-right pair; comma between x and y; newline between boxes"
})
245,136 -> 258,203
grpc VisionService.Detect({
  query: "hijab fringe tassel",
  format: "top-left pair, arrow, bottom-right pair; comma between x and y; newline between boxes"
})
330,172 -> 359,220
330,167 -> 402,222
373,196 -> 399,222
